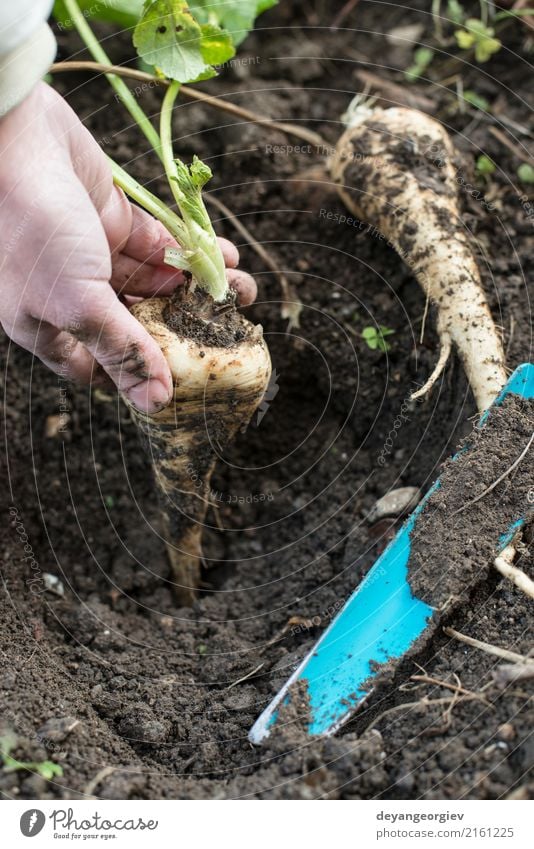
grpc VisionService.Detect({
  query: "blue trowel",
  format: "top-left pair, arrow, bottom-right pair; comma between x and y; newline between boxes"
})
249,363 -> 534,743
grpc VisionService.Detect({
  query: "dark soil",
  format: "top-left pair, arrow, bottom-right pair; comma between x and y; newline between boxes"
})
164,286 -> 252,348
1,0 -> 533,800
410,395 -> 534,607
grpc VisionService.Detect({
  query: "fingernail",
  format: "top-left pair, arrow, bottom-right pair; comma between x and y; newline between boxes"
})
126,380 -> 172,414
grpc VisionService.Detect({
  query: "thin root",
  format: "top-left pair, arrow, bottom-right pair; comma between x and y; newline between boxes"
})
410,674 -> 491,706
365,693 -> 485,734
205,194 -> 303,330
492,661 -> 534,687
444,626 -> 529,664
410,332 -> 452,401
494,542 -> 534,600
225,662 -> 265,691
419,294 -> 430,344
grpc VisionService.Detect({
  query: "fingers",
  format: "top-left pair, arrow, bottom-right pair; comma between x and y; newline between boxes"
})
4,318 -> 109,386
110,253 -> 184,298
101,185 -> 253,306
226,269 -> 257,306
218,237 -> 239,269
69,284 -> 173,414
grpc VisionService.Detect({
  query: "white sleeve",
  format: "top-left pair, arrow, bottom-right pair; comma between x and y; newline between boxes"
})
0,1 -> 55,55
0,1 -> 56,117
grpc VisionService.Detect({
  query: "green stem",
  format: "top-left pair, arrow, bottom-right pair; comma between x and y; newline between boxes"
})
160,80 -> 184,209
108,157 -> 188,245
158,81 -> 228,300
62,0 -> 163,159
62,0 -> 226,299
432,0 -> 443,42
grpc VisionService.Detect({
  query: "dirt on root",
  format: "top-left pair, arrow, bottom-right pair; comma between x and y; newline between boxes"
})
164,287 -> 253,348
1,0 -> 533,800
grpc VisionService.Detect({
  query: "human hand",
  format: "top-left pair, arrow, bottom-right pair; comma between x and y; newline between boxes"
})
0,82 -> 257,413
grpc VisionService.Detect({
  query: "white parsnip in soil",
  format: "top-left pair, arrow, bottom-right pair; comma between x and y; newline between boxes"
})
331,105 -> 506,412
128,291 -> 271,605
331,104 -> 526,594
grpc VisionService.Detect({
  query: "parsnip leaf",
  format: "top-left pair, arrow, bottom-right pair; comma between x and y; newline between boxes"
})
133,1 -> 235,82
188,0 -> 278,46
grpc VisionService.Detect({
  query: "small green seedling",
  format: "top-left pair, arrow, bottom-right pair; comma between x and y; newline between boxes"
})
517,164 -> 534,185
463,90 -> 490,112
1,734 -> 63,781
362,326 -> 395,353
475,155 -> 496,179
455,18 -> 501,63
405,47 -> 434,82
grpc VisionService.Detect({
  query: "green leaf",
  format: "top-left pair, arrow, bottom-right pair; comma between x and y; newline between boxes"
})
2,753 -> 63,780
474,35 -> 501,63
36,761 -> 64,780
133,1 -> 235,83
53,0 -> 144,29
455,28 -> 475,49
517,164 -> 534,185
171,155 -> 213,224
455,19 -> 501,63
361,326 -> 395,353
405,47 -> 434,82
447,0 -> 465,25
188,0 -> 278,46
463,90 -> 490,111
475,154 -> 495,176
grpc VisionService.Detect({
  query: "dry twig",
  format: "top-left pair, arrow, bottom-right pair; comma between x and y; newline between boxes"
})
50,61 -> 327,149
488,125 -> 533,165
354,69 -> 435,112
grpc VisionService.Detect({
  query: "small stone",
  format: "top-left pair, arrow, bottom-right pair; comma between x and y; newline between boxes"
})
43,573 -> 64,597
497,723 -> 516,742
367,486 -> 421,523
45,414 -> 69,438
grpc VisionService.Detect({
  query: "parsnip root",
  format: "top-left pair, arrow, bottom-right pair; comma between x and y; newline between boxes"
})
127,292 -> 271,604
331,105 -> 506,412
494,542 -> 534,600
